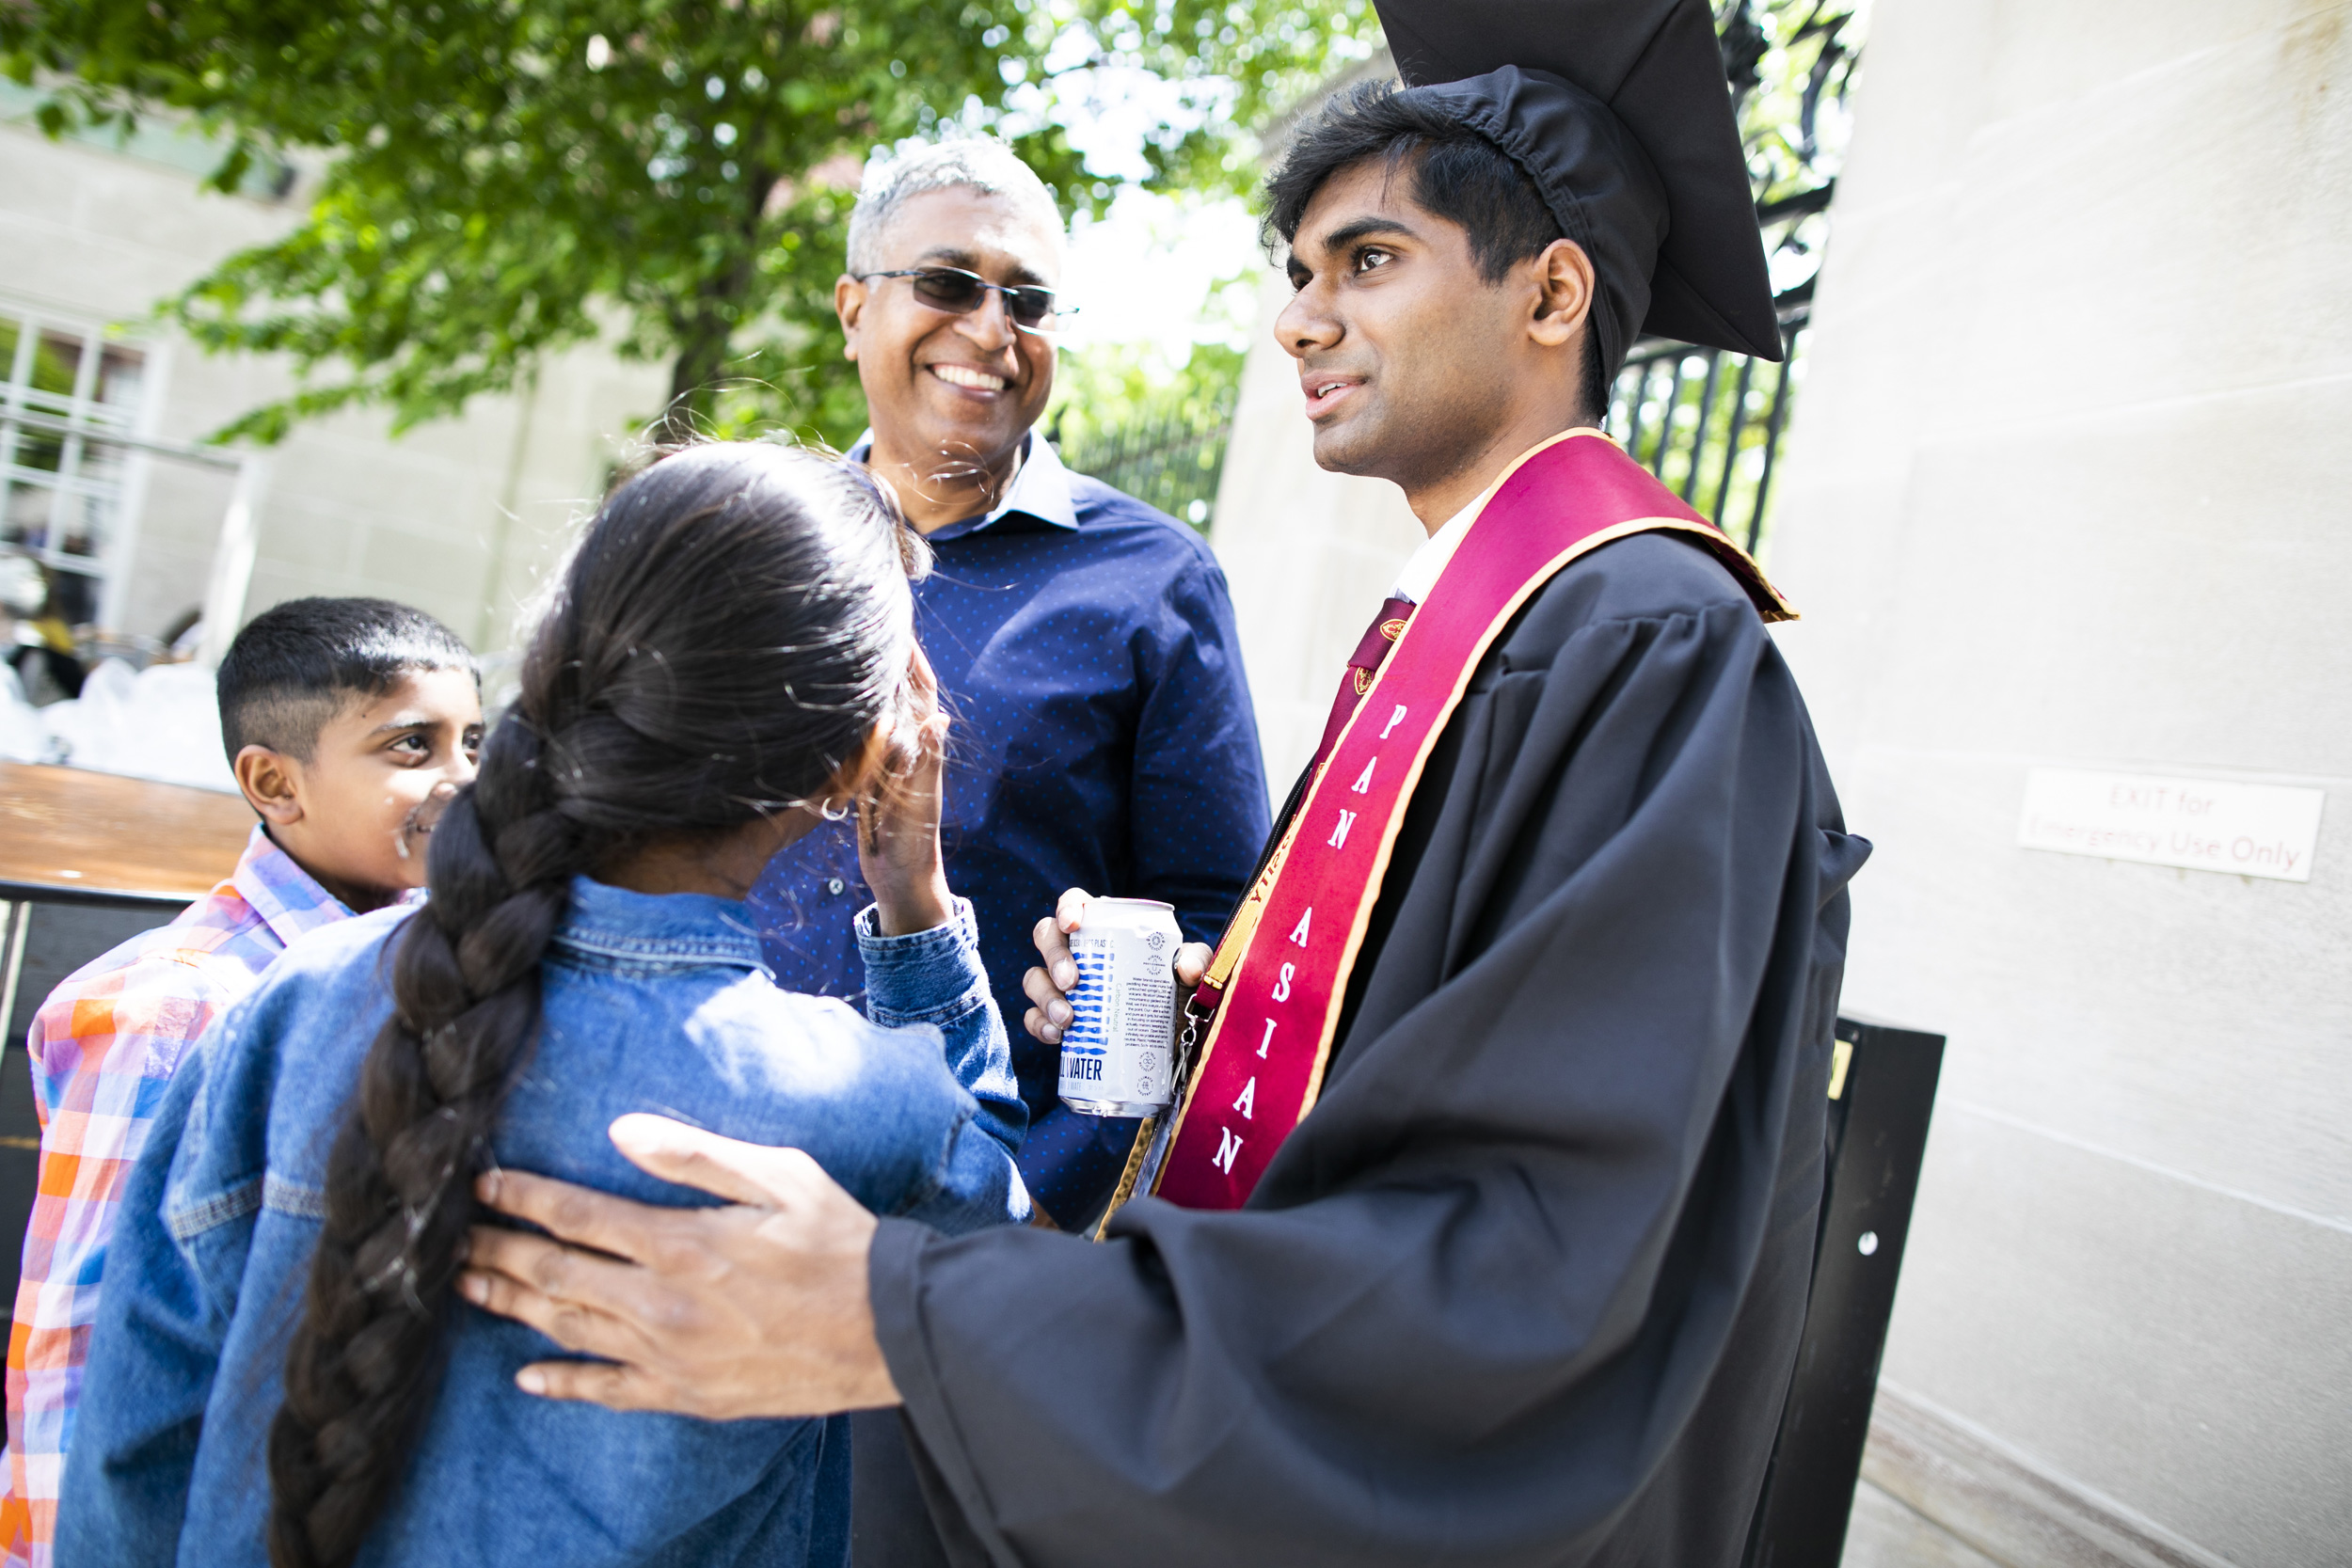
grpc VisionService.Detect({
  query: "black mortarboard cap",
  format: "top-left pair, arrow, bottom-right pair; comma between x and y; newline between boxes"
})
1372,0 -> 1782,370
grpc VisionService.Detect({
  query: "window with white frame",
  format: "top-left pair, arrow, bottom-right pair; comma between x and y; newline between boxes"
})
0,308 -> 151,628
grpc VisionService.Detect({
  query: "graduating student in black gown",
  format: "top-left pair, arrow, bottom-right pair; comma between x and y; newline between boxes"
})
455,3 -> 1870,1563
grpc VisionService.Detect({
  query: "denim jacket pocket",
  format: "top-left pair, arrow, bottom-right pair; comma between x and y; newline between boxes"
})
162,1173 -> 262,1325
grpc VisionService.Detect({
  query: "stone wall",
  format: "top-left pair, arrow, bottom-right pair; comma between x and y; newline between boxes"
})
1766,2 -> 2352,1562
0,119 -> 662,655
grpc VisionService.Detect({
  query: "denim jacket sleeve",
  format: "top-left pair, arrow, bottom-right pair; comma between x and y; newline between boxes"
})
857,897 -> 1030,1233
53,1049 -> 223,1568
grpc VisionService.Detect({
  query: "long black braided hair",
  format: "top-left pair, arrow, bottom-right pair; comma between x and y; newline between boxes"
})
264,443 -> 923,1567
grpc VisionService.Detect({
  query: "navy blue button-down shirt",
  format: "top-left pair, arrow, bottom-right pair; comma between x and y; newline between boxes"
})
752,434 -> 1270,1227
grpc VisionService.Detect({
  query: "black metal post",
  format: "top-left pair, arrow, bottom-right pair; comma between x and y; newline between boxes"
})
1711,356 -> 1757,530
1743,1014 -> 1947,1568
1746,339 -> 1798,553
1682,349 -> 1724,503
1621,357 -> 1653,460
1652,356 -> 1688,475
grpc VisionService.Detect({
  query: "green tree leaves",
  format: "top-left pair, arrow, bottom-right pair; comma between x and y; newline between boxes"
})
2,0 -> 1378,446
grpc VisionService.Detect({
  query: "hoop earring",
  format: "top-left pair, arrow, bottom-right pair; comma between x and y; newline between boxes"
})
818,796 -> 852,823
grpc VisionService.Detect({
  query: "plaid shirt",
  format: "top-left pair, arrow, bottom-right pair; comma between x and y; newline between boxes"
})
0,826 -> 351,1567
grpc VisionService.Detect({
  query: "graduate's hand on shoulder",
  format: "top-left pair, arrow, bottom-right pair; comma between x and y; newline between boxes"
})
1023,888 -> 1212,1047
459,1115 -> 898,1420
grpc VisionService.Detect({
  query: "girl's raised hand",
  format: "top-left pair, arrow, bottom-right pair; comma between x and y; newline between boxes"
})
857,645 -> 955,935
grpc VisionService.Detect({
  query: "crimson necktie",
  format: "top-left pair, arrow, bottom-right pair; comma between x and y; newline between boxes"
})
1305,596 -> 1414,784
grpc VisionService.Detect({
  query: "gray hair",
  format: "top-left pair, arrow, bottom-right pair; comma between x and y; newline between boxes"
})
846,140 -> 1065,275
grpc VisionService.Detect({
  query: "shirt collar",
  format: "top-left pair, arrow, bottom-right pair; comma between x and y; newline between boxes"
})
1390,492 -> 1486,606
1387,427 -> 1612,605
850,429 -> 1080,535
550,875 -> 770,973
230,824 -> 355,947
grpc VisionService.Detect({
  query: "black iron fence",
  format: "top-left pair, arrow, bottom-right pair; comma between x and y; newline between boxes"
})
1609,307 -> 1808,556
1608,177 -> 1829,554
1054,389 -> 1238,533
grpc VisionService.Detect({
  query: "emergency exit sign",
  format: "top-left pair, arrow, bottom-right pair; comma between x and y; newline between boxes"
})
2017,768 -> 2325,882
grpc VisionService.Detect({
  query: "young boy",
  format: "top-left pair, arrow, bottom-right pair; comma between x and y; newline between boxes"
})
0,597 -> 479,1566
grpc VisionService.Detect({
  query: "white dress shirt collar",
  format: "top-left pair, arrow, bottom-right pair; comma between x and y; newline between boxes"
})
850,429 -> 1080,532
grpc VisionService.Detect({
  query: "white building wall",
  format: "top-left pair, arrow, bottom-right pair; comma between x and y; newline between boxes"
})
1765,1 -> 2352,1562
0,118 -> 663,655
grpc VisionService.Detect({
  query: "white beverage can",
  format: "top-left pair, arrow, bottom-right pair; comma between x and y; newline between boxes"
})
1057,896 -> 1184,1117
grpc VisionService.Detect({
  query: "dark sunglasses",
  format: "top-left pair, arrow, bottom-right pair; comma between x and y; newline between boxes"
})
859,266 -> 1070,333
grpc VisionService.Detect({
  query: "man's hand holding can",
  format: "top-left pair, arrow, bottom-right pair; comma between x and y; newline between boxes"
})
1024,889 -> 1213,1114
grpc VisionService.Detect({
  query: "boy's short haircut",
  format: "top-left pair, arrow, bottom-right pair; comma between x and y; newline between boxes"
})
216,597 -> 474,764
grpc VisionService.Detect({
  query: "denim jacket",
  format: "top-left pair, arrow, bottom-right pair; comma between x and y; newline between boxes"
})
56,879 -> 1027,1568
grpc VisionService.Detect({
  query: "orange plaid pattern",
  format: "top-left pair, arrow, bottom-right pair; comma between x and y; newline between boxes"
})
0,827 -> 351,1566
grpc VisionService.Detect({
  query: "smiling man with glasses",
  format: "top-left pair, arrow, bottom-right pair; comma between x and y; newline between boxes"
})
750,140 -> 1271,1234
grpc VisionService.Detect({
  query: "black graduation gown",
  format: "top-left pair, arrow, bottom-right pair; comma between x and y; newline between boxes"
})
865,530 -> 1869,1567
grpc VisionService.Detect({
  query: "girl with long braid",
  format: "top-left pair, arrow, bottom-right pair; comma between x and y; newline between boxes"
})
56,444 -> 1029,1568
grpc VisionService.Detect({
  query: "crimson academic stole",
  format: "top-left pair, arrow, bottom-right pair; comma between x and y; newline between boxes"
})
1096,429 -> 1793,1230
